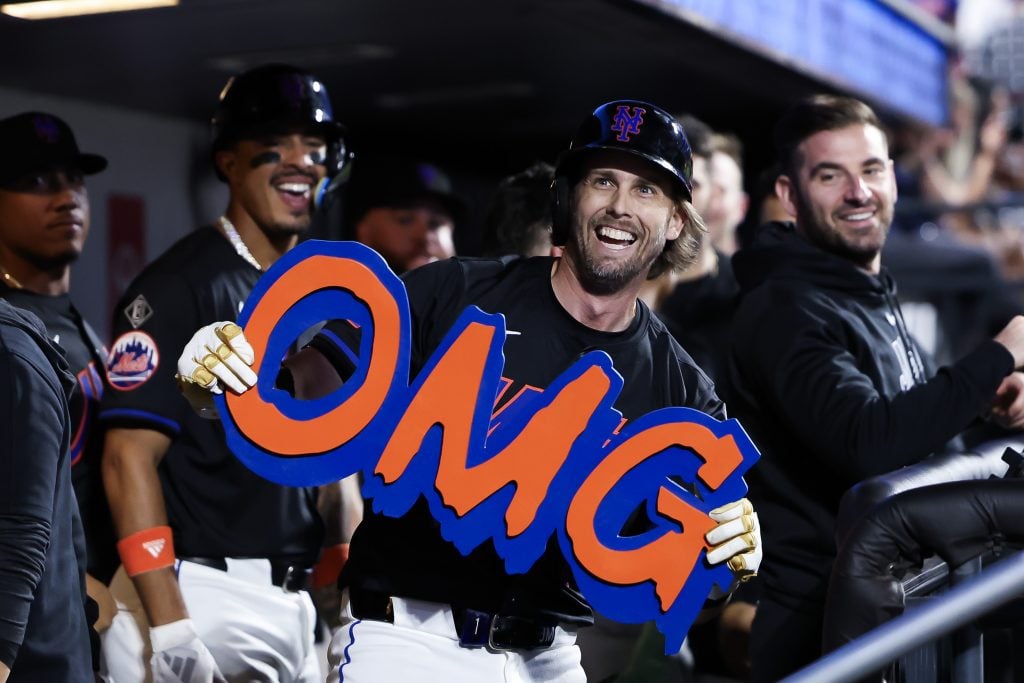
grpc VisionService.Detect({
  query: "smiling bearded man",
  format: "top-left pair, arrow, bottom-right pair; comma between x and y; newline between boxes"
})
174,99 -> 763,683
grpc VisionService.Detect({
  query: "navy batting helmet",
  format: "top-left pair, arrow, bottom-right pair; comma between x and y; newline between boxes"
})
551,100 -> 694,245
211,63 -> 350,181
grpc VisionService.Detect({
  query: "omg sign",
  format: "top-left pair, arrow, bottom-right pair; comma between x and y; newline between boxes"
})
217,240 -> 759,652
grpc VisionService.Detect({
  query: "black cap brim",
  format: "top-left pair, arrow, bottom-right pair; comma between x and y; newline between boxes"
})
78,152 -> 107,175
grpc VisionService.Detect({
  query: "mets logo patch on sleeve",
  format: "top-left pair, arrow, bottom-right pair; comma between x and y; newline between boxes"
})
106,331 -> 159,391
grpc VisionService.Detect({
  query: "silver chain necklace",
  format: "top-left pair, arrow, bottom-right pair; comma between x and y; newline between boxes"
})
217,216 -> 262,272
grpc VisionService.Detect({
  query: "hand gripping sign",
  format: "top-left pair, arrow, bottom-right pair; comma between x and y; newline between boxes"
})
216,240 -> 760,652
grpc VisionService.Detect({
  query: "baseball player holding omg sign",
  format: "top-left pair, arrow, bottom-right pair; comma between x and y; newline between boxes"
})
177,101 -> 762,683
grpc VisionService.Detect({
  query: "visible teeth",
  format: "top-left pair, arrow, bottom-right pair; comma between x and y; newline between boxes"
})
844,212 -> 872,221
597,226 -> 635,242
278,183 -> 310,194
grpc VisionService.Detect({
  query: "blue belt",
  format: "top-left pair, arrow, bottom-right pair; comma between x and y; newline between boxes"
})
348,588 -> 556,650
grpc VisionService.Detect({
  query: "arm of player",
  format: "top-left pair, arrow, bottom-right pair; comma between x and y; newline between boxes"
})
310,474 -> 363,630
102,427 -> 227,682
102,428 -> 185,627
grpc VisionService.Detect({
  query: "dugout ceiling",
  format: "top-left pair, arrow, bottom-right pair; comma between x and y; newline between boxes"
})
0,0 -> 951,179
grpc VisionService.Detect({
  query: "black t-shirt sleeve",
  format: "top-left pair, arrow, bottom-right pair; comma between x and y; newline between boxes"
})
99,272 -> 200,436
403,259 -> 468,369
690,367 -> 727,420
0,343 -> 64,667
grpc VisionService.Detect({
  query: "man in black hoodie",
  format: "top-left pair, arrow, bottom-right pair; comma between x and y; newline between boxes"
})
0,299 -> 93,682
728,94 -> 1024,681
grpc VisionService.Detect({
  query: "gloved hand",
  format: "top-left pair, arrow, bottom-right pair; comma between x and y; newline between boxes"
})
175,322 -> 257,416
149,619 -> 227,683
705,497 -> 761,595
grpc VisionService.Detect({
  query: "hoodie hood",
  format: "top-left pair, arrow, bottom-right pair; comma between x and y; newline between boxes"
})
0,298 -> 75,400
733,221 -> 894,299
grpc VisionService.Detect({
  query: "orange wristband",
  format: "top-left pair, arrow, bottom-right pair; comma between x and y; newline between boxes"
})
312,543 -> 350,588
117,526 -> 175,577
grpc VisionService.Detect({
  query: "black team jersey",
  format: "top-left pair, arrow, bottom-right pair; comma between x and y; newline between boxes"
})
0,282 -> 117,583
99,226 -> 322,563
311,256 -> 724,624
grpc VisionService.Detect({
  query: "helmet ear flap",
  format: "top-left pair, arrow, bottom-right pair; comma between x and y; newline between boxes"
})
550,175 -> 570,246
326,137 -> 354,183
314,142 -> 355,211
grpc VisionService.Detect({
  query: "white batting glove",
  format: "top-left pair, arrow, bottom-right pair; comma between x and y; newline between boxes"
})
175,322 -> 257,416
150,619 -> 227,683
705,497 -> 761,596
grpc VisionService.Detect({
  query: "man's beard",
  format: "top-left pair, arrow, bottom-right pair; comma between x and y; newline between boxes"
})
794,189 -> 888,269
567,221 -> 662,296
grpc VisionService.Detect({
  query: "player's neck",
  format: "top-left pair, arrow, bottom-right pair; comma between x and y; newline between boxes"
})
0,257 -> 70,296
550,257 -> 639,333
220,206 -> 298,271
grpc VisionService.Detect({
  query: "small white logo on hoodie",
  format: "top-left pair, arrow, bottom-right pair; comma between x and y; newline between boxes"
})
891,336 -> 915,391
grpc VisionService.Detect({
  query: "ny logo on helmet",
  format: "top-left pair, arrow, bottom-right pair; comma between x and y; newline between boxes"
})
610,106 -> 646,142
33,115 -> 60,144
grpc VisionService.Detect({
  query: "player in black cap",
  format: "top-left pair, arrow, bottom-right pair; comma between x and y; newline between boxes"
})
99,64 -> 352,682
178,99 -> 762,682
342,155 -> 464,273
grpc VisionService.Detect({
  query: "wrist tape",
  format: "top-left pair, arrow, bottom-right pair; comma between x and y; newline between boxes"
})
150,618 -> 198,653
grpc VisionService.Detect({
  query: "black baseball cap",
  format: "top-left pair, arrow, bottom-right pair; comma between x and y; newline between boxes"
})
0,112 -> 107,185
345,156 -> 465,228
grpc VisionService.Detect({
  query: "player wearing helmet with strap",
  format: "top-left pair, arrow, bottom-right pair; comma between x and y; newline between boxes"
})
177,100 -> 761,682
99,63 -> 354,682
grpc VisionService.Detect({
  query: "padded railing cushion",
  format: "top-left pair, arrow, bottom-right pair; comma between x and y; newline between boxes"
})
835,437 -> 1023,546
823,479 -> 1024,653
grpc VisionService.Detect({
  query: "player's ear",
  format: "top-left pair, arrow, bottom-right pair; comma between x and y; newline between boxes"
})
775,175 -> 799,219
215,148 -> 238,183
666,200 -> 686,241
